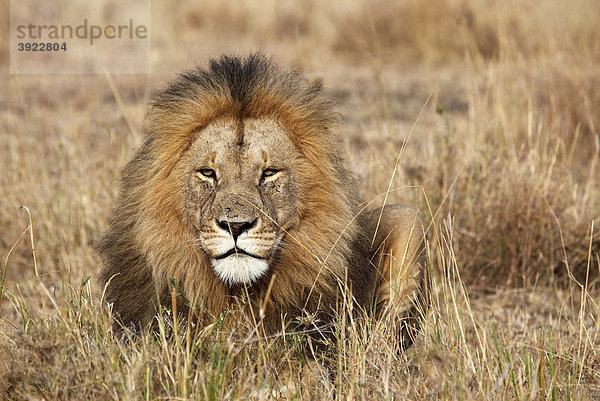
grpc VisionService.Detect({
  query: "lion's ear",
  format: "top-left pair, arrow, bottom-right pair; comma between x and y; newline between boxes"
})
366,206 -> 428,347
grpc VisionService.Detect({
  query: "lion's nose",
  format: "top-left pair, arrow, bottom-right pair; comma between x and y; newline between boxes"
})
216,219 -> 257,241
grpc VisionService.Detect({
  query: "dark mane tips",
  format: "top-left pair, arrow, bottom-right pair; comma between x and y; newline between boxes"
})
152,53 -> 277,110
208,53 -> 272,106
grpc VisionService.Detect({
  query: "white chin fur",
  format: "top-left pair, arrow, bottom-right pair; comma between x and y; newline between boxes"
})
212,255 -> 269,286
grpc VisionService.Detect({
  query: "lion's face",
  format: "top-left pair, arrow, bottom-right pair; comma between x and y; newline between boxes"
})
182,117 -> 300,286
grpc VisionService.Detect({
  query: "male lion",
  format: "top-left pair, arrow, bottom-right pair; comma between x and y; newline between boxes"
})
99,54 -> 428,348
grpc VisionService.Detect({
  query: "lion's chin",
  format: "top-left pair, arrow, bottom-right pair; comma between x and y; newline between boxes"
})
211,255 -> 269,286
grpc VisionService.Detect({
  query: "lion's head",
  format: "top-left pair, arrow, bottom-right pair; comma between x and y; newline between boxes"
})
99,54 -> 372,329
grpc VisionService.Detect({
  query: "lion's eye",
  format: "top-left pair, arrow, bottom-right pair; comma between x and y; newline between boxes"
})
262,168 -> 280,179
197,168 -> 216,179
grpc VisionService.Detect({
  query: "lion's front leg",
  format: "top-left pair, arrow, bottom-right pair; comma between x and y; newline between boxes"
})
365,205 -> 429,347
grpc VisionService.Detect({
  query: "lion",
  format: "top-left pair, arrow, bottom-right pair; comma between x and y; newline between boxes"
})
98,54 -> 428,348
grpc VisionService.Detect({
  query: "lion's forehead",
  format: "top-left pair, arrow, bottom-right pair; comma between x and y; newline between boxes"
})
243,117 -> 287,143
191,117 -> 297,169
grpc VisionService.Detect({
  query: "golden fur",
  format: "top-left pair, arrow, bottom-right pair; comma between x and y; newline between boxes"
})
99,54 -> 427,344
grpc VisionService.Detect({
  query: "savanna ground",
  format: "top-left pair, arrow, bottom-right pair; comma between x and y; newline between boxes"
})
1,0 -> 600,399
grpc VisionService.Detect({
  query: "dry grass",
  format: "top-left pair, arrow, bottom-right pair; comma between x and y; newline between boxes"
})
2,0 -> 600,399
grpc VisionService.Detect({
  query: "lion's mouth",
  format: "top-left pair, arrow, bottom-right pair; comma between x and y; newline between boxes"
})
211,247 -> 270,286
215,248 -> 264,260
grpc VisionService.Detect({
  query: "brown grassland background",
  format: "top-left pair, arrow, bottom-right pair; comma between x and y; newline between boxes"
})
1,0 -> 600,399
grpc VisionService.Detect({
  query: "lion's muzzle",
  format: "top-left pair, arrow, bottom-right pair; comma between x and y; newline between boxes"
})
200,217 -> 277,286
